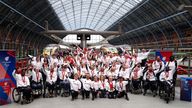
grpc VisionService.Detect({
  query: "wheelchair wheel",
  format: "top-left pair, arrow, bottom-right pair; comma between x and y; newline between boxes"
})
165,93 -> 170,104
12,88 -> 21,103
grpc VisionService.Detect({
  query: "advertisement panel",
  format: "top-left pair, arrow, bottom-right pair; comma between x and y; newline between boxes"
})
0,50 -> 16,105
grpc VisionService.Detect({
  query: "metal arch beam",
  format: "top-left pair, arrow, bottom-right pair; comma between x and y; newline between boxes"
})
131,32 -> 144,45
123,33 -> 136,45
2,23 -> 12,49
0,0 -> 45,30
106,0 -> 149,31
16,3 -> 52,42
168,1 -> 192,28
96,0 -> 138,31
88,0 -> 104,29
124,14 -> 150,43
84,0 -> 93,27
4,23 -> 17,46
93,0 -> 116,30
166,20 -> 182,46
32,35 -> 44,49
37,37 -> 48,49
18,0 -> 45,19
155,0 -> 183,46
127,7 -> 159,47
123,10 -> 188,35
120,3 -> 151,38
0,11 -> 13,24
60,14 -> 115,26
15,0 -> 25,8
28,33 -> 37,48
71,0 -> 77,29
136,11 -> 160,47
23,6 -> 62,47
0,1 -> 59,47
9,2 -> 42,49
147,2 -> 169,45
21,6 -> 55,47
60,0 -> 72,30
80,0 -> 83,28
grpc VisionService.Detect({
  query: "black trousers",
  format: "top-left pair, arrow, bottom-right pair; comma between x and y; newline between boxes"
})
82,89 -> 90,99
132,80 -> 141,90
18,86 -> 32,100
71,90 -> 79,100
117,91 -> 128,99
41,71 -> 47,97
108,91 -> 116,99
46,82 -> 55,94
162,81 -> 173,94
91,89 -> 98,100
143,80 -> 157,92
99,89 -> 106,98
60,80 -> 70,92
31,81 -> 42,90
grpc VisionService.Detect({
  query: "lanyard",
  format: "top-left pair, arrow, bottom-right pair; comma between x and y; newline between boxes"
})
120,82 -> 123,90
78,70 -> 81,76
22,76 -> 25,83
109,82 -> 113,90
102,81 -> 105,88
62,70 -> 65,80
50,72 -> 53,80
36,72 -> 39,81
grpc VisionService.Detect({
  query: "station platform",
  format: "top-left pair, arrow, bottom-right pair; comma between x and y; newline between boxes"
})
2,87 -> 192,108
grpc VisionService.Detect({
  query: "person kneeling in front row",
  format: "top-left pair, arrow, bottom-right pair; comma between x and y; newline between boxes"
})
69,73 -> 81,101
116,76 -> 129,100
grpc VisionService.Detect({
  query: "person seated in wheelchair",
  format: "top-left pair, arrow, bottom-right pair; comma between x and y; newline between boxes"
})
13,68 -> 32,102
58,65 -> 70,97
91,75 -> 100,100
143,65 -> 157,97
81,73 -> 92,100
45,65 -> 57,97
31,68 -> 43,94
159,67 -> 174,95
106,76 -> 116,99
130,64 -> 143,91
115,76 -> 129,100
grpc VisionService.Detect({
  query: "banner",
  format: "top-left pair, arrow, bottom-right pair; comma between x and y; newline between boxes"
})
0,50 -> 16,105
155,51 -> 173,64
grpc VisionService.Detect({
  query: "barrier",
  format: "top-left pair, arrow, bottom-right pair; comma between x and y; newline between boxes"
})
180,77 -> 192,102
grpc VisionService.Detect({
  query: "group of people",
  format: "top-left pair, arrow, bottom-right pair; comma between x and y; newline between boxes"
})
13,47 -> 183,103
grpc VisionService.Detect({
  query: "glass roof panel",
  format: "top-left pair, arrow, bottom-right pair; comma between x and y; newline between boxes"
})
48,0 -> 143,31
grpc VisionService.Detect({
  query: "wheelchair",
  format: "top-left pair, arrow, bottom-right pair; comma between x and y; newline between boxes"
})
12,87 -> 33,104
130,79 -> 142,94
55,79 -> 62,97
143,80 -> 158,97
60,79 -> 71,97
159,80 -> 175,103
31,82 -> 43,97
44,82 -> 57,98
